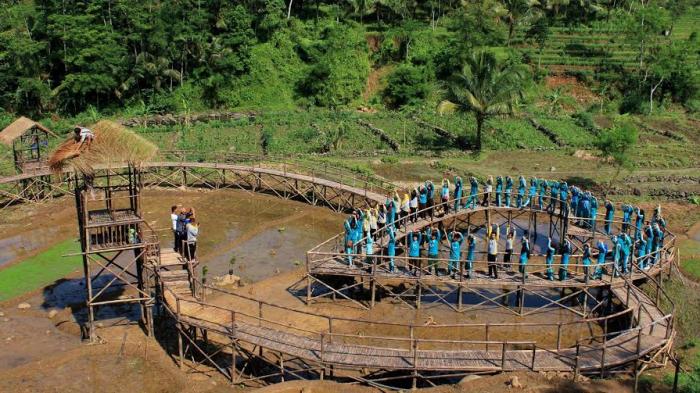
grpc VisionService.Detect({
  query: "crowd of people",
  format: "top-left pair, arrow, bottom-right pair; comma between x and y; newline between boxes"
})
170,205 -> 199,261
342,175 -> 668,281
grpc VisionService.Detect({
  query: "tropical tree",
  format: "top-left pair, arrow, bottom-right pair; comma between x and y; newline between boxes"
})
595,120 -> 638,191
501,0 -> 541,46
438,51 -> 528,151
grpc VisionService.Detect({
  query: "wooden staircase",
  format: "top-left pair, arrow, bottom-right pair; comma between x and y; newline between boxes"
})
157,247 -> 197,297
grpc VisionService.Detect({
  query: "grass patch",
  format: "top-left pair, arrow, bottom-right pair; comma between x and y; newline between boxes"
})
0,239 -> 82,301
679,239 -> 700,281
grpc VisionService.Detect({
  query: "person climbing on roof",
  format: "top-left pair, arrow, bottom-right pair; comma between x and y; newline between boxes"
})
516,176 -> 526,208
74,126 -> 95,145
447,229 -> 464,278
426,227 -> 442,275
545,237 -> 556,281
505,176 -> 513,208
466,234 -> 476,278
454,176 -> 463,213
594,239 -> 608,279
519,235 -> 530,278
441,178 -> 451,215
495,176 -> 503,207
560,238 -> 572,281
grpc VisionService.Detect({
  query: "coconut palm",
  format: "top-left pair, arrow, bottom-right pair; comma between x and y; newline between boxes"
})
502,0 -> 541,46
438,51 -> 528,151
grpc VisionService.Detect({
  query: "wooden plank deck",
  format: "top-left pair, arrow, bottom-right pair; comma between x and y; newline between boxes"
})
162,280 -> 669,373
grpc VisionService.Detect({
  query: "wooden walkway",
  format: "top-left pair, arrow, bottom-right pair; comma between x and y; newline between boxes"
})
162,278 -> 670,373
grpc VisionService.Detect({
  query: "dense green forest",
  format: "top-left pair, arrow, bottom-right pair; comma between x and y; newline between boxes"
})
1,0 -> 698,118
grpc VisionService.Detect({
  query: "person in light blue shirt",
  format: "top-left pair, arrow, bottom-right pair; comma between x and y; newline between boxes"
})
516,176 -> 526,208
559,182 -> 569,214
466,234 -> 476,278
524,177 -> 537,208
425,227 -> 442,275
590,195 -> 598,231
594,240 -> 608,279
519,236 -> 530,278
505,176 -> 513,207
548,181 -> 559,212
467,177 -> 479,209
495,176 -> 503,207
634,207 -> 644,240
545,237 -> 555,280
582,244 -> 592,283
447,230 -> 464,278
407,230 -> 422,275
386,225 -> 397,272
538,180 -> 547,210
636,235 -> 647,271
560,238 -> 572,280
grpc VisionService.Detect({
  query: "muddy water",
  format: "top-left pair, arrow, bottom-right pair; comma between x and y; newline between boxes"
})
140,189 -> 344,282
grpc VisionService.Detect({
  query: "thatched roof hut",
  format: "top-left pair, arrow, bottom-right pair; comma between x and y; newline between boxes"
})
48,120 -> 157,175
0,117 -> 56,146
1,117 -> 57,172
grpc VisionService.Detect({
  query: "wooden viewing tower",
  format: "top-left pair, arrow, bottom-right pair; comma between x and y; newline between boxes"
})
74,165 -> 158,341
0,117 -> 56,173
0,117 -> 57,199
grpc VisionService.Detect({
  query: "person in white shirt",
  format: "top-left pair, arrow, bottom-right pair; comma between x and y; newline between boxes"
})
74,126 -> 95,145
171,205 -> 180,252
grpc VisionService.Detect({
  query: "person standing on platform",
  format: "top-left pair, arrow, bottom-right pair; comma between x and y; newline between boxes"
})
441,179 -> 451,215
559,182 -> 569,214
581,243 -> 592,283
505,176 -> 513,207
538,180 -> 547,210
407,230 -> 422,275
560,238 -> 572,280
185,217 -> 199,262
495,176 -> 503,207
454,176 -> 463,213
504,230 -> 515,271
426,180 -> 435,218
482,176 -> 493,206
386,225 -> 397,272
594,240 -> 608,279
171,205 -> 180,252
466,234 -> 476,278
545,237 -> 555,280
519,235 -> 530,278
487,232 -> 499,278
548,180 -> 559,213
447,230 -> 464,278
426,227 -> 442,275
516,176 -> 526,208
467,177 -> 479,209
604,200 -> 615,235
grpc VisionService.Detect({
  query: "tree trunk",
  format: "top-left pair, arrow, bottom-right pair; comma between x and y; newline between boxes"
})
287,0 -> 293,20
475,114 -> 484,152
508,17 -> 515,47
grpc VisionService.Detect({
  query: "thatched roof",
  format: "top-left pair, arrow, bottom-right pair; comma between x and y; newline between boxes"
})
0,117 -> 56,146
48,120 -> 158,175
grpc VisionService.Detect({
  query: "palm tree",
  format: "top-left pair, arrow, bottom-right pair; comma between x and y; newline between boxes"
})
438,51 -> 528,151
502,0 -> 541,46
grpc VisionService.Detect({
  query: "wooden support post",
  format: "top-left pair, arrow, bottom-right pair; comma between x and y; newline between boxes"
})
574,343 -> 580,381
230,311 -> 236,383
501,341 -> 507,370
370,257 -> 376,308
485,324 -> 490,351
556,323 -> 562,350
177,299 -> 183,369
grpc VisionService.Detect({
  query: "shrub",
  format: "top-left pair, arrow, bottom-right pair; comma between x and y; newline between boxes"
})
383,64 -> 430,108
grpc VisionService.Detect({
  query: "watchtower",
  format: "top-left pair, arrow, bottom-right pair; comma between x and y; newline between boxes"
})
49,120 -> 159,341
75,166 -> 159,340
0,117 -> 56,173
